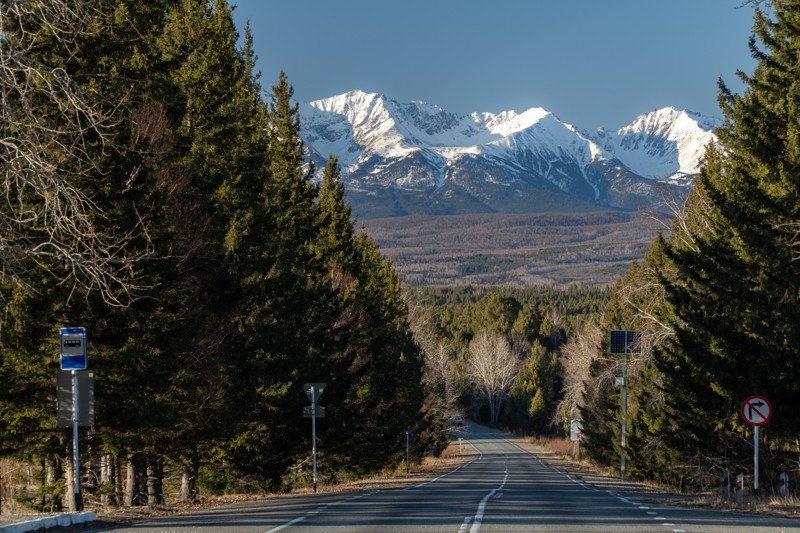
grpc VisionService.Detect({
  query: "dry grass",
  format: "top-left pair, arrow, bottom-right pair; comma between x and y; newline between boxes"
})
684,493 -> 800,519
530,436 -> 800,520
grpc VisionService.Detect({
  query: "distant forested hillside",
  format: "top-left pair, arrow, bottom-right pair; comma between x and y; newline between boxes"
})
362,211 -> 666,286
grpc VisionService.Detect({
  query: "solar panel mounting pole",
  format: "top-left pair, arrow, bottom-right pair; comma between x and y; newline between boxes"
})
610,330 -> 639,481
621,351 -> 627,480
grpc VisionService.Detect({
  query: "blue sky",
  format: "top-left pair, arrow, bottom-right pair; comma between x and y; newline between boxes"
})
230,1 -> 756,130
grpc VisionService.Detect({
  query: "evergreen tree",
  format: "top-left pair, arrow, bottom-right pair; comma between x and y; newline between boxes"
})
600,1 -> 800,485
0,0 -> 440,500
505,340 -> 559,435
321,233 -> 426,474
222,70 -> 338,489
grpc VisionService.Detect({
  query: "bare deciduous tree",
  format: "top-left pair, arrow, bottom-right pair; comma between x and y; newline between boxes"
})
404,293 -> 462,418
0,0 -> 148,305
556,321 -> 604,431
467,331 -> 518,427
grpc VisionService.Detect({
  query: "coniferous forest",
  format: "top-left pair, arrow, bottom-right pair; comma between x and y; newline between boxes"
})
568,0 -> 800,491
0,0 -> 435,510
3,0 -> 800,516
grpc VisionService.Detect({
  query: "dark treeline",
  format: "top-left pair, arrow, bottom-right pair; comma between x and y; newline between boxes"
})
0,0 -> 435,511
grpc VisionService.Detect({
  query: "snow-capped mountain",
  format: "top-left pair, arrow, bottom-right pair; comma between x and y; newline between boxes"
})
300,90 -> 719,218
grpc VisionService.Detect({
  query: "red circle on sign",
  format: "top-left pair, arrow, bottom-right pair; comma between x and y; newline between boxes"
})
741,395 -> 772,426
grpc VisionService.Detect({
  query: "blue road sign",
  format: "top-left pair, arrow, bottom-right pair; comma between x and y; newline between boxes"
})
60,327 -> 87,370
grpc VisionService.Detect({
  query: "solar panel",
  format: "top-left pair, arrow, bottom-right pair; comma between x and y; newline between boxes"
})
610,330 -> 641,354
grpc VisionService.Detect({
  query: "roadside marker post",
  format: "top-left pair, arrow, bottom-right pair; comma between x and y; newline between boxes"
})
736,472 -> 744,504
722,469 -> 730,501
404,430 -> 413,473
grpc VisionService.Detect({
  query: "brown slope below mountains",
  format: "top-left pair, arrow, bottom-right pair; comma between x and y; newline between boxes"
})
360,211 -> 665,286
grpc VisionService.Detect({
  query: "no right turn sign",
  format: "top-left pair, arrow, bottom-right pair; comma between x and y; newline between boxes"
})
741,395 -> 772,426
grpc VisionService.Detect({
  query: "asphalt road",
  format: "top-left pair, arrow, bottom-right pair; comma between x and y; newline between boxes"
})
96,424 -> 800,532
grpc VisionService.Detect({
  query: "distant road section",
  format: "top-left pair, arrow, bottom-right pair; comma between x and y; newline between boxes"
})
100,424 -> 800,532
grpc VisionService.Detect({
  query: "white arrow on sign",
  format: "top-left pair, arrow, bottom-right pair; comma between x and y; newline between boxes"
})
741,395 -> 772,426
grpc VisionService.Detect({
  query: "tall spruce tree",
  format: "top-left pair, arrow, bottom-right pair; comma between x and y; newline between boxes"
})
622,1 -> 800,483
221,71 -> 339,489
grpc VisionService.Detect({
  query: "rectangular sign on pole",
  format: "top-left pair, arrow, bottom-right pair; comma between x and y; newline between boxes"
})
570,419 -> 584,441
57,371 -> 94,427
60,327 -> 87,370
303,406 -> 325,418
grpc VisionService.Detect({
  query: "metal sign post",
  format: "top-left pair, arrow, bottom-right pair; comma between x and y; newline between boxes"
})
303,383 -> 326,494
312,386 -> 318,493
736,472 -> 744,504
741,395 -> 772,495
60,327 -> 87,511
72,369 -> 82,510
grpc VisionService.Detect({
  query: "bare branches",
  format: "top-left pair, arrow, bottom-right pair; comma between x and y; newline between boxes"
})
556,321 -> 604,428
467,331 -> 519,426
0,0 -> 148,305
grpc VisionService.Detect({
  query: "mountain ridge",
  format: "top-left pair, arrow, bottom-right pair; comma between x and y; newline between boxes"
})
300,90 -> 720,218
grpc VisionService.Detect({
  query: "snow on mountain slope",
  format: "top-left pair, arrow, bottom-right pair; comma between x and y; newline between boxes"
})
604,107 -> 719,181
299,91 -> 719,217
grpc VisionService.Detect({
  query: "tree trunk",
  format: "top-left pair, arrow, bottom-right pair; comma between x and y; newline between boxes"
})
146,456 -> 164,507
63,440 -> 77,512
44,454 -> 63,512
179,456 -> 199,501
124,453 -> 140,507
100,453 -> 117,506
115,455 -> 124,506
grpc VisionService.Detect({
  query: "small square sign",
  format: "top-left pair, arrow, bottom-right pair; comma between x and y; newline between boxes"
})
60,327 -> 87,370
